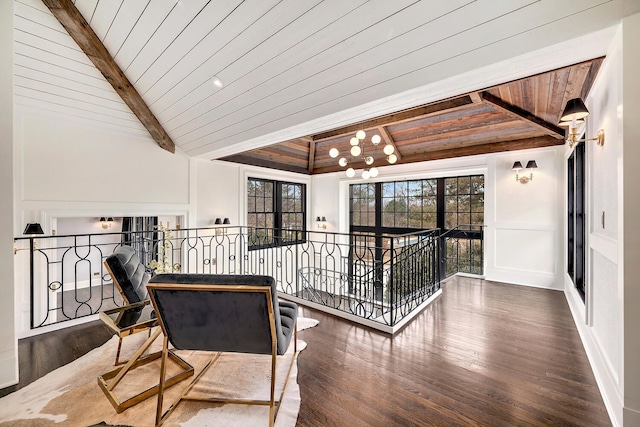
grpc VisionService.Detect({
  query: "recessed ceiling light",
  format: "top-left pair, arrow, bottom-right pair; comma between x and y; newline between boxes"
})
211,76 -> 224,89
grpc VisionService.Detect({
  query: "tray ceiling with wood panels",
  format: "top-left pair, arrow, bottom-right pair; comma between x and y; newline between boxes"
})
220,58 -> 603,174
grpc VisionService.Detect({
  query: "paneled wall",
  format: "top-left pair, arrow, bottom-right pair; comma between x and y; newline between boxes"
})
487,148 -> 564,289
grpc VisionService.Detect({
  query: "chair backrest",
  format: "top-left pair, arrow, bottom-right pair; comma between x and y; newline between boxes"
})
147,274 -> 290,355
104,246 -> 150,304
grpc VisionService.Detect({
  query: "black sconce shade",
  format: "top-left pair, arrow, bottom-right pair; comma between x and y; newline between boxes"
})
214,218 -> 222,225
107,217 -> 114,222
23,223 -> 44,235
526,160 -> 538,169
223,218 -> 230,225
99,217 -> 106,222
560,98 -> 590,122
321,216 -> 326,222
512,161 -> 524,171
316,217 -> 321,222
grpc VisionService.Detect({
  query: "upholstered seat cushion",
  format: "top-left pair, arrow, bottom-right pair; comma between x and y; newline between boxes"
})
278,300 -> 297,342
105,246 -> 150,303
148,274 -> 297,355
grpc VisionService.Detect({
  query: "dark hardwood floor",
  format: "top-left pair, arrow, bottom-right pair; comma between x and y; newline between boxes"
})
0,277 -> 610,426
0,319 -> 114,398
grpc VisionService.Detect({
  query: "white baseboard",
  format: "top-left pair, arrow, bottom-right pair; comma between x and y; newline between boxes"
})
485,267 -> 562,290
0,350 -> 18,389
565,280 -> 622,427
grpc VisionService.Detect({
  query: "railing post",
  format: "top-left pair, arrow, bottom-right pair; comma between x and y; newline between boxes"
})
239,227 -> 244,274
438,230 -> 446,281
29,237 -> 35,330
389,236 -> 394,326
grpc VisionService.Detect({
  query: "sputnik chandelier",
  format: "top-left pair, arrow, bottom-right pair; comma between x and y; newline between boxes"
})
329,129 -> 397,179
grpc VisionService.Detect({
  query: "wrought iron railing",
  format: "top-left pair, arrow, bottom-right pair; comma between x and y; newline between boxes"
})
15,225 -> 481,331
440,224 -> 484,279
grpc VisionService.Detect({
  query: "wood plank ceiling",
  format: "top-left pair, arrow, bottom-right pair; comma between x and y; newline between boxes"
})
13,0 -> 637,170
221,58 -> 603,174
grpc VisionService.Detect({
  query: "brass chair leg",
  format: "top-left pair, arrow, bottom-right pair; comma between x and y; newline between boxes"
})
155,335 -> 169,427
114,336 -> 124,365
270,349 -> 276,427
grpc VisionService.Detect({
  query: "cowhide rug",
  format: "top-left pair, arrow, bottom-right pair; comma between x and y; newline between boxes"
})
0,317 -> 319,427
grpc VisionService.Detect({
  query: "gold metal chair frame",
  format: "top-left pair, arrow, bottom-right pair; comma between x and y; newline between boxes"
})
97,326 -> 194,413
147,282 -> 299,427
103,259 -> 150,365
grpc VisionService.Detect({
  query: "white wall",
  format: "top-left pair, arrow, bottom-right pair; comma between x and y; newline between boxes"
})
313,147 -> 565,290
17,111 -> 190,204
310,174 -> 340,233
13,108 -> 193,228
194,160 -> 241,228
622,12 -> 640,427
487,147 -> 565,289
0,0 -> 17,388
193,159 -> 311,229
576,25 -> 624,425
12,108 -> 194,336
563,15 -> 640,426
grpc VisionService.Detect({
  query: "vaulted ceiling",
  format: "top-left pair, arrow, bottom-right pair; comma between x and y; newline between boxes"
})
13,0 -> 639,172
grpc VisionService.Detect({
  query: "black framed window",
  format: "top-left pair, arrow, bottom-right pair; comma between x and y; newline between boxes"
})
350,174 -> 484,280
444,175 -> 484,230
381,179 -> 438,229
351,175 -> 484,235
351,183 -> 376,227
247,178 -> 306,249
568,143 -> 586,301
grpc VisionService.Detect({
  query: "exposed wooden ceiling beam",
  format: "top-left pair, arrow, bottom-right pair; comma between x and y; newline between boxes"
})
312,136 -> 562,174
42,0 -> 175,153
220,154 -> 310,175
312,95 -> 473,142
308,141 -> 316,173
469,91 -> 482,104
399,136 -> 563,164
481,92 -> 565,139
377,126 -> 401,162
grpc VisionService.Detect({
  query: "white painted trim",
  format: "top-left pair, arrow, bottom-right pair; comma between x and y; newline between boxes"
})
485,267 -> 562,290
17,313 -> 100,339
565,280 -> 622,427
278,289 -> 442,335
0,355 -> 18,389
493,223 -> 558,232
240,163 -> 311,228
589,233 -> 618,264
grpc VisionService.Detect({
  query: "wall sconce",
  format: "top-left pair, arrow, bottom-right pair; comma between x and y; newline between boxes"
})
512,160 -> 537,184
15,223 -> 44,254
559,98 -> 605,148
214,218 -> 230,234
316,216 -> 327,229
24,223 -> 44,235
99,217 -> 113,229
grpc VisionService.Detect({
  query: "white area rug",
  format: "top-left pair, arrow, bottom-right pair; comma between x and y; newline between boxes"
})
0,317 -> 318,427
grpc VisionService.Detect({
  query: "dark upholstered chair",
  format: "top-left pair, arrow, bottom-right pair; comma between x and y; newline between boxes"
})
147,274 -> 298,427
104,245 -> 151,304
104,246 -> 153,364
